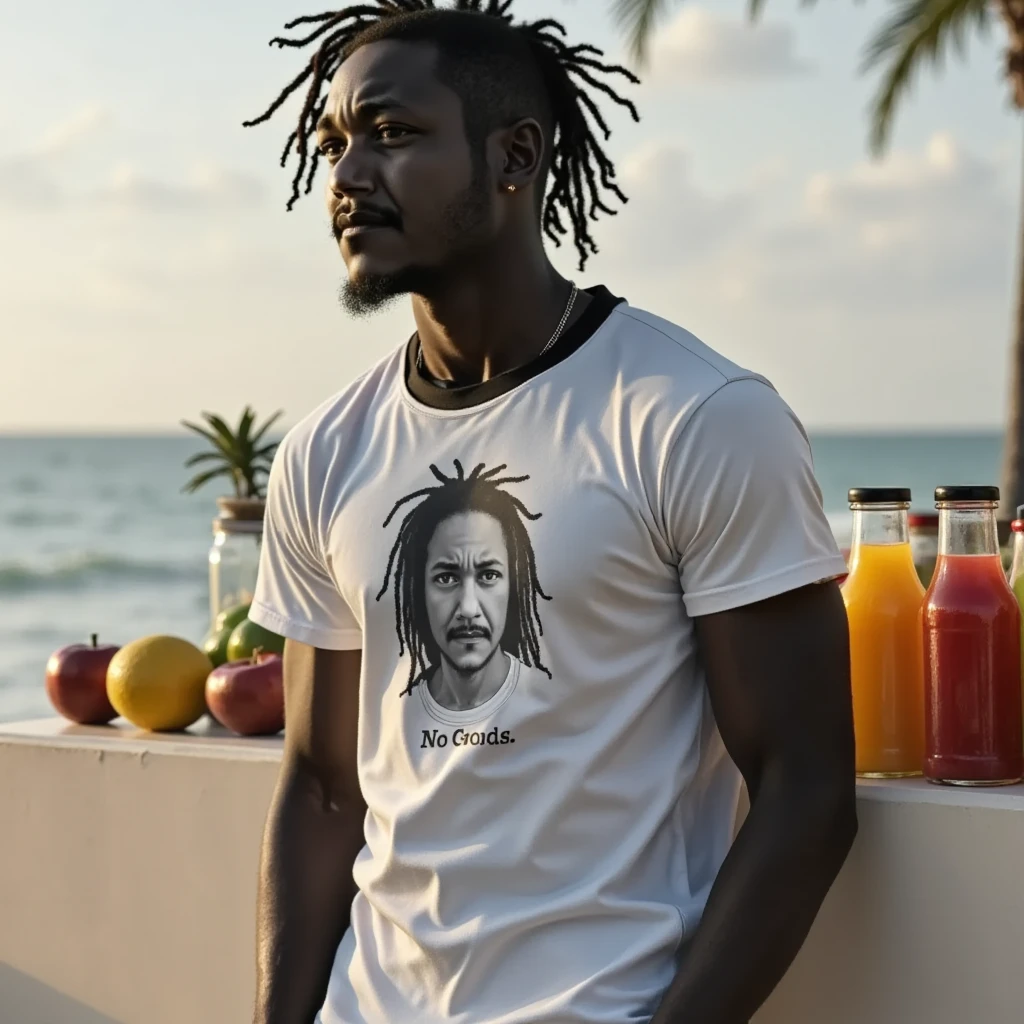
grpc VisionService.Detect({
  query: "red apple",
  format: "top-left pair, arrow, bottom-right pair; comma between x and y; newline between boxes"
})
45,633 -> 120,725
205,650 -> 284,736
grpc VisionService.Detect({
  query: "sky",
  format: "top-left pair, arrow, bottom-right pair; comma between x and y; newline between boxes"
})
0,0 -> 1018,433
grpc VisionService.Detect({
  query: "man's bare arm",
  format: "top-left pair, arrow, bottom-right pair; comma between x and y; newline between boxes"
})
651,580 -> 857,1024
253,641 -> 365,1024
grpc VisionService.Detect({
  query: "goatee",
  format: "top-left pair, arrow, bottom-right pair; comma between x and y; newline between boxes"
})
338,274 -> 407,317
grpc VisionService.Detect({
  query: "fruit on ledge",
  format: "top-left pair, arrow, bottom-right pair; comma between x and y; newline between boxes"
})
45,633 -> 120,725
205,650 -> 284,736
106,636 -> 212,732
226,618 -> 285,662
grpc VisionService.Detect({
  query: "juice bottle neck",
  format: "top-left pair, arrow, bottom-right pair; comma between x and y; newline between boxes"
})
938,503 -> 999,557
850,505 -> 910,553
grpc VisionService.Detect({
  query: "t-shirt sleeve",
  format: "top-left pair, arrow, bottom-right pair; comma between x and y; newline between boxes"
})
249,433 -> 363,651
662,376 -> 847,618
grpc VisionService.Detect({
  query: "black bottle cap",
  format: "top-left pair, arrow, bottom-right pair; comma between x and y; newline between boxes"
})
934,485 -> 999,503
848,487 -> 912,505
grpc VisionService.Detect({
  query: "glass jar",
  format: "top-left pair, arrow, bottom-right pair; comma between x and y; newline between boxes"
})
922,486 -> 1023,786
842,488 -> 925,778
908,512 -> 939,588
208,516 -> 262,628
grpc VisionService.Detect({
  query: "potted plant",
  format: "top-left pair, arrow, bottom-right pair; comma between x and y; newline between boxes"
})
181,405 -> 284,519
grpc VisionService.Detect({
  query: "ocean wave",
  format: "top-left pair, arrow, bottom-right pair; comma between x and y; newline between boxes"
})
4,508 -> 80,529
0,553 -> 201,594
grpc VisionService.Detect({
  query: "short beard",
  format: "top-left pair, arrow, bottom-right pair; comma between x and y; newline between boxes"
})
336,168 -> 492,318
339,267 -> 439,318
438,643 -> 502,679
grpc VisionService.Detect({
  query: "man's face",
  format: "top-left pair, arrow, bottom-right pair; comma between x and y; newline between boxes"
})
424,511 -> 510,675
316,40 -> 496,314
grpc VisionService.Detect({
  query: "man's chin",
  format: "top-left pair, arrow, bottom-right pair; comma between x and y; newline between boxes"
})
443,647 -> 499,676
339,271 -> 409,318
339,262 -> 443,318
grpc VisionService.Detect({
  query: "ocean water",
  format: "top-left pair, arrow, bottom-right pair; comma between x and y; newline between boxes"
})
0,431 -> 1003,724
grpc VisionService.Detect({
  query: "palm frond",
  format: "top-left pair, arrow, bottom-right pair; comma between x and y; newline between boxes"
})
611,0 -> 676,65
861,0 -> 990,155
204,413 -> 241,453
613,0 -> 829,62
253,441 -> 280,460
180,419 -> 234,458
183,451 -> 229,469
251,409 -> 285,446
181,465 -> 234,495
237,406 -> 256,445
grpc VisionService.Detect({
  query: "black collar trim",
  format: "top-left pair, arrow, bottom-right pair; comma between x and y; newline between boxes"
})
404,285 -> 625,411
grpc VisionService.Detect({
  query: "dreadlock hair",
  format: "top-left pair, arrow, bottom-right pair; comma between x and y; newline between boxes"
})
376,459 -> 552,697
243,1 -> 640,270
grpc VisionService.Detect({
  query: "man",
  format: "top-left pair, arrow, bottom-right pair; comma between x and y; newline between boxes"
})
245,4 -> 857,1024
377,459 -> 551,712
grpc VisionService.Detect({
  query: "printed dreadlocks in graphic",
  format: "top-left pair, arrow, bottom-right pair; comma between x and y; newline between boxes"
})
376,460 -> 552,697
243,0 -> 640,269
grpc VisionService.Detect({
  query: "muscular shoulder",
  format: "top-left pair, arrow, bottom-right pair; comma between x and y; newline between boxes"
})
275,345 -> 405,479
590,299 -> 787,445
608,302 -> 769,392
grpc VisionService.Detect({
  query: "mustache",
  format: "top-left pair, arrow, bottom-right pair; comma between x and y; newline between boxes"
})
448,625 -> 490,642
331,205 -> 402,240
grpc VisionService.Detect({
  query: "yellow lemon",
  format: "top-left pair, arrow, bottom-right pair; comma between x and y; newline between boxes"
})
106,635 -> 212,732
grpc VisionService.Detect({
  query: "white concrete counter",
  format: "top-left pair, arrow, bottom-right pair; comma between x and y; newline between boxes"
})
2,718 -> 1023,1024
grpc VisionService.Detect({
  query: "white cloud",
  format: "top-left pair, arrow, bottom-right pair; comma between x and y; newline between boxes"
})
649,9 -> 814,84
607,143 -> 753,266
597,131 -> 1010,306
0,108 -> 264,214
36,104 -> 110,156
92,161 -> 266,212
588,132 -> 1016,428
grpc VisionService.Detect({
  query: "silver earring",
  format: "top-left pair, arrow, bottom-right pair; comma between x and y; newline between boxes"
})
506,184 -> 516,193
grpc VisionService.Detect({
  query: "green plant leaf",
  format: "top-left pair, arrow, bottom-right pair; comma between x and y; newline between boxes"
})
181,466 -> 233,494
611,0 -> 676,64
184,451 -> 229,469
237,406 -> 256,445
204,412 -> 241,454
860,0 -> 990,155
181,419 -> 233,457
254,441 -> 280,459
251,410 -> 285,446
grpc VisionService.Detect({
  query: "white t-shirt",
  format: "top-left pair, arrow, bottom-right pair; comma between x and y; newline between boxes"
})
250,286 -> 846,1024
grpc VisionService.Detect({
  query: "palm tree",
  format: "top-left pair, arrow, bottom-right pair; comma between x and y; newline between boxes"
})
613,0 -> 1024,522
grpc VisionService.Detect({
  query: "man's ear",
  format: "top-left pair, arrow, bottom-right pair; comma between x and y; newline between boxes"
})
490,117 -> 546,193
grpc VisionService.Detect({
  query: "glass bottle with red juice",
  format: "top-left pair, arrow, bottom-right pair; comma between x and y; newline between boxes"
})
922,486 -> 1023,786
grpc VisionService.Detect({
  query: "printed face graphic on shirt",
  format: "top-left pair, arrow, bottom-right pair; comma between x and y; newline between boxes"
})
376,459 -> 553,710
425,511 -> 510,679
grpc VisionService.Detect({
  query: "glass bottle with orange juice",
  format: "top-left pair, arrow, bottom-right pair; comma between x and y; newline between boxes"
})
841,487 -> 925,777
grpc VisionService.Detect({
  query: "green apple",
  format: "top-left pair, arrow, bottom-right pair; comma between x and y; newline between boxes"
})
215,602 -> 252,634
201,624 -> 233,668
226,618 -> 285,663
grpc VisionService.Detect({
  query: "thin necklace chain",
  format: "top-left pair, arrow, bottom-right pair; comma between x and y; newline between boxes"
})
417,281 -> 579,384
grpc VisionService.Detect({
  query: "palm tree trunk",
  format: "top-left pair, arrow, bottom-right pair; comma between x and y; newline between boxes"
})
999,120 -> 1024,525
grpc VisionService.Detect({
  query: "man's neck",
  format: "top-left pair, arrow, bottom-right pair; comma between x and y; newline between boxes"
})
411,246 -> 585,386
